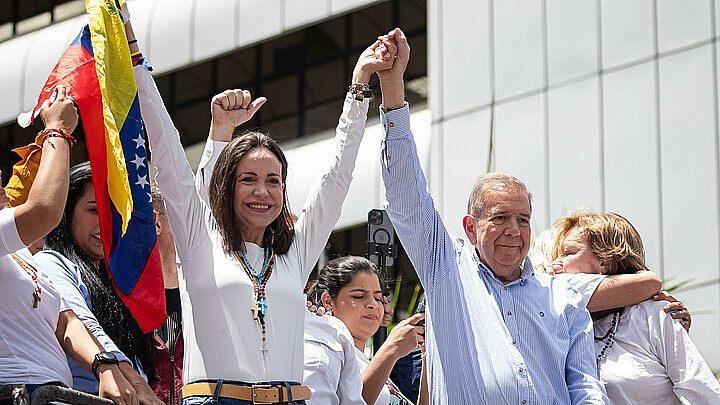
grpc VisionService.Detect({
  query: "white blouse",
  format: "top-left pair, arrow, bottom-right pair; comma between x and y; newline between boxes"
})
135,64 -> 369,383
561,273 -> 720,404
302,312 -> 365,405
595,300 -> 720,404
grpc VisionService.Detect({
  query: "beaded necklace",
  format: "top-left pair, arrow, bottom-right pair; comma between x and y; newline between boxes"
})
11,253 -> 42,309
594,310 -> 621,370
234,246 -> 274,343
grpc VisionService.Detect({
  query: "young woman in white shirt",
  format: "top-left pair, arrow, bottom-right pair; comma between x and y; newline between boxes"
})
306,256 -> 425,405
0,86 -> 136,405
127,17 -> 398,404
539,211 -> 720,404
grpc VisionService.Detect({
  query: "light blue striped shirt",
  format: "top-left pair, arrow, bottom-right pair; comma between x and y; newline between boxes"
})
380,105 -> 608,404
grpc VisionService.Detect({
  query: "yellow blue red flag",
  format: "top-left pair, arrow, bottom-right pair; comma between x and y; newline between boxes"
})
22,0 -> 165,332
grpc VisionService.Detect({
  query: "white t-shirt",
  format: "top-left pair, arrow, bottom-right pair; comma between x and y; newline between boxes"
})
136,64 -> 369,383
0,206 -> 72,386
302,312 -> 365,405
594,300 -> 720,404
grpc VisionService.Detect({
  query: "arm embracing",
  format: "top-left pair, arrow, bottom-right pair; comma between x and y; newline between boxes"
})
587,271 -> 661,313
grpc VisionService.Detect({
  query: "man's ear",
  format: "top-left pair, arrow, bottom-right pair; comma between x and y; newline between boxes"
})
463,214 -> 478,245
320,292 -> 334,311
153,210 -> 162,236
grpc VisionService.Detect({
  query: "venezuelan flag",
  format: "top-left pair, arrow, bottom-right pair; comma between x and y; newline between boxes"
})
21,0 -> 165,333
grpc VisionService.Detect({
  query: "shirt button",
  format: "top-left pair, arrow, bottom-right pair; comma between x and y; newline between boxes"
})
507,311 -> 512,316
386,155 -> 392,160
522,401 -> 527,404
511,339 -> 516,345
389,122 -> 395,128
519,367 -> 524,372
503,286 -> 507,290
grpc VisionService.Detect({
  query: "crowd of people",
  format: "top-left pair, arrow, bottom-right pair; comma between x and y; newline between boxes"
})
2,9 -> 720,405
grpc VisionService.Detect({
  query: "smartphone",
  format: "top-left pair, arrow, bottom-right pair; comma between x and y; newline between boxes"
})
415,294 -> 425,328
367,208 -> 395,267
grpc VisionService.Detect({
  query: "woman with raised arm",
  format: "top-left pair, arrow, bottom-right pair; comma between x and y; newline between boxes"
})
128,17 -> 395,404
0,86 -> 137,405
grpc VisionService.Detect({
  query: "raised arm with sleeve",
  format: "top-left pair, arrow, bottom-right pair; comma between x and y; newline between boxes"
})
378,30 -> 523,404
13,85 -> 77,244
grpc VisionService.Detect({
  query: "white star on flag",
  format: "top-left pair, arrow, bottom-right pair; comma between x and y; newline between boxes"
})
136,174 -> 149,189
132,135 -> 146,150
131,154 -> 146,170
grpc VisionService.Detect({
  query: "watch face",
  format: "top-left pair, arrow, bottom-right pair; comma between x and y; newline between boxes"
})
93,352 -> 118,381
96,352 -> 118,363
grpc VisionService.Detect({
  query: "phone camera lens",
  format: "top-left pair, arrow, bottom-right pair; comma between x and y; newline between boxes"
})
369,210 -> 383,225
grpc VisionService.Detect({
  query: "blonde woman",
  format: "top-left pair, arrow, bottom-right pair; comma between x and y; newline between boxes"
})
533,211 -> 720,404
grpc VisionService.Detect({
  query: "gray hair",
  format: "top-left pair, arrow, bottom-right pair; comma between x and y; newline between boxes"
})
467,173 -> 533,216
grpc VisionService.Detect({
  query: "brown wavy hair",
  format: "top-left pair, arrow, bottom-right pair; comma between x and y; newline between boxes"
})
209,132 -> 294,255
550,210 -> 648,275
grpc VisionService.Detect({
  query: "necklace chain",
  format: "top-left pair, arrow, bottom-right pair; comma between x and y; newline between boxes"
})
11,253 -> 42,309
234,247 -> 274,343
595,310 -> 621,369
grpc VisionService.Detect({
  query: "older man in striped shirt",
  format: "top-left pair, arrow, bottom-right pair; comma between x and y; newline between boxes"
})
376,29 -> 608,404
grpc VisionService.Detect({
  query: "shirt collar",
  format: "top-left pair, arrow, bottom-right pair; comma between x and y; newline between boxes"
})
472,249 -> 535,286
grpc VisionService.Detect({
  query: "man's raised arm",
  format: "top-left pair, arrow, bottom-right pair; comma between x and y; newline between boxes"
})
378,29 -> 455,288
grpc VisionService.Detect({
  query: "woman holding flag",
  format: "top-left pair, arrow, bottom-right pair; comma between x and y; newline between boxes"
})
128,17 -> 395,404
36,161 -> 163,405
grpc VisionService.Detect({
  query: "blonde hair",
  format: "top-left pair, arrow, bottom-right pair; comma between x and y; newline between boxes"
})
545,210 -> 648,275
530,226 -> 560,270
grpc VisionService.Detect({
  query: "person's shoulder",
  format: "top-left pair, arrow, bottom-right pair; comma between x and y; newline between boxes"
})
34,250 -> 80,277
304,312 -> 352,352
628,299 -> 667,320
536,272 -> 585,308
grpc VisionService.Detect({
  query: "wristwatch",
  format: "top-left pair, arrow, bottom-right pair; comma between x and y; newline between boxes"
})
92,352 -> 119,381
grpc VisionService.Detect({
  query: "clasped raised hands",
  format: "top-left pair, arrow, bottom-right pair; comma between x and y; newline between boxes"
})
352,34 -> 398,84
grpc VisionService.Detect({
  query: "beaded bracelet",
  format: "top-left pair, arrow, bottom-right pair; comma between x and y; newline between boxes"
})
39,127 -> 76,147
349,83 -> 373,102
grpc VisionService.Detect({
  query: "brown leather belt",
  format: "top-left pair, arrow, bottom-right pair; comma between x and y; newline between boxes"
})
181,382 -> 311,404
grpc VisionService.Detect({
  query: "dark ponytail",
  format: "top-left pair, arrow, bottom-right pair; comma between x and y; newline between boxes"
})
307,256 -> 385,308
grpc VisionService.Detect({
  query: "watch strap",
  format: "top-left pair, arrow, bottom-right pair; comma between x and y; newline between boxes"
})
92,352 -> 119,381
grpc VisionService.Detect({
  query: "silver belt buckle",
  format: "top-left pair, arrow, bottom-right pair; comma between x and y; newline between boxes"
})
251,384 -> 273,404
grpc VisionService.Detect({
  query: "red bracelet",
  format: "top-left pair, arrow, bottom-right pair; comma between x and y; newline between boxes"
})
40,127 -> 76,147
